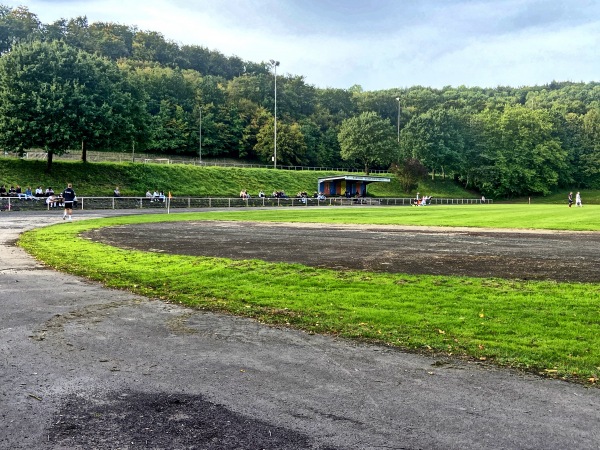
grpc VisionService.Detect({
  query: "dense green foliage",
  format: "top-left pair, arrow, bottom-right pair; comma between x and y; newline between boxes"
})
1,5 -> 600,197
0,40 -> 147,172
338,111 -> 397,174
19,208 -> 600,383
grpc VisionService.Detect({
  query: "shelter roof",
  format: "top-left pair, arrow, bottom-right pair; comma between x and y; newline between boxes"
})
317,175 -> 391,183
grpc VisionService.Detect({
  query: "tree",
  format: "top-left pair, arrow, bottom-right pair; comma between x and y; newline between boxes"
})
337,111 -> 397,174
0,5 -> 41,54
399,107 -> 467,180
390,158 -> 428,193
578,108 -> 600,187
0,40 -> 146,171
254,121 -> 307,166
474,105 -> 567,197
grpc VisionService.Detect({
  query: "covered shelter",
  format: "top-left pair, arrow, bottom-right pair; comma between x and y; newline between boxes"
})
317,175 -> 391,197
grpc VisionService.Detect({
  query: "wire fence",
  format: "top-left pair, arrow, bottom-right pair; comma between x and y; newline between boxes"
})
5,150 -> 390,174
0,195 -> 492,212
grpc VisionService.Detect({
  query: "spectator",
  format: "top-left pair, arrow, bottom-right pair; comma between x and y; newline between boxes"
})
0,185 -> 6,196
8,186 -> 16,196
46,194 -> 58,208
35,186 -> 43,197
113,186 -> 121,197
45,187 -> 54,197
145,190 -> 152,199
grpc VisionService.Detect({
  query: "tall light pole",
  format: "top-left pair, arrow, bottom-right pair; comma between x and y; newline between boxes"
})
198,106 -> 202,164
270,59 -> 280,169
395,97 -> 401,143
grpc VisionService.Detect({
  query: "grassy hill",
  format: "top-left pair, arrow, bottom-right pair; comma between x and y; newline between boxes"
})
0,158 -> 479,199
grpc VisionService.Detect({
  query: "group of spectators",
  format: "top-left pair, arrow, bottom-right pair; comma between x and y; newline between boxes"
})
0,184 -> 59,200
239,189 -> 328,201
413,194 -> 432,206
241,189 -> 290,199
146,189 -> 166,202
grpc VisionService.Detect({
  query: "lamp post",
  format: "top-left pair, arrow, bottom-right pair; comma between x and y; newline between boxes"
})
395,97 -> 401,143
269,59 -> 280,169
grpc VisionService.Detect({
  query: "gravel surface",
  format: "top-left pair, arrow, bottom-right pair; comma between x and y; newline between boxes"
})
1,209 -> 600,450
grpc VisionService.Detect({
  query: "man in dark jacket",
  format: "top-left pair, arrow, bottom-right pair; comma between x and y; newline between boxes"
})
62,183 -> 76,220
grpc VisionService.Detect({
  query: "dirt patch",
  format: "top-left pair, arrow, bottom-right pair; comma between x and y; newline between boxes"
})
86,221 -> 600,282
47,390 -> 330,450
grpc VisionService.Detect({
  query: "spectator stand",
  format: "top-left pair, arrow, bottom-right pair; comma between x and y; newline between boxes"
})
317,175 -> 391,198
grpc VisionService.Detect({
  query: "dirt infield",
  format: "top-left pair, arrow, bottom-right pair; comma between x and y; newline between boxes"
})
87,220 -> 600,282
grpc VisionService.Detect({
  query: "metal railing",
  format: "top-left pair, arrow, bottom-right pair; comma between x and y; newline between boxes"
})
0,196 -> 492,212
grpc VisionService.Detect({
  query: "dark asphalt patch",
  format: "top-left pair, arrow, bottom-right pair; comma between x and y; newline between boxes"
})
47,390 -> 336,450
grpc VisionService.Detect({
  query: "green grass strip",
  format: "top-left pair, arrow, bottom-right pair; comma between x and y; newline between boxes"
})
18,205 -> 600,385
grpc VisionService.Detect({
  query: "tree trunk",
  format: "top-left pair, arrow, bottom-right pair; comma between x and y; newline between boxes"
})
81,139 -> 87,163
364,162 -> 370,175
45,151 -> 54,174
431,168 -> 435,180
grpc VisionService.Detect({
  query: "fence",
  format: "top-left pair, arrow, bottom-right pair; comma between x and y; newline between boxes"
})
7,151 -> 389,174
0,196 -> 492,212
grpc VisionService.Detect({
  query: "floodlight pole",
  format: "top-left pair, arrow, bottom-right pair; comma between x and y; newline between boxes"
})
396,97 -> 401,142
270,59 -> 280,169
198,106 -> 202,164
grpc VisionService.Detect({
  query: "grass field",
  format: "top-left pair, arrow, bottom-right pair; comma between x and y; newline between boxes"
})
19,205 -> 600,384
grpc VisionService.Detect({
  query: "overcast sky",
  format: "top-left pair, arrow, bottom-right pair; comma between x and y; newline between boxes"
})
14,0 -> 600,91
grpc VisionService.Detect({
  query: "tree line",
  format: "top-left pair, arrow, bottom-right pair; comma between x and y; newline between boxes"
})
0,5 -> 599,198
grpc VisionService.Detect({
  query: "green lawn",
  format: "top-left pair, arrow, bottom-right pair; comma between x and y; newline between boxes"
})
18,205 -> 600,384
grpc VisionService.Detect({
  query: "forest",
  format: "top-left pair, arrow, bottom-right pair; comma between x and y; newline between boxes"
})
0,5 -> 599,198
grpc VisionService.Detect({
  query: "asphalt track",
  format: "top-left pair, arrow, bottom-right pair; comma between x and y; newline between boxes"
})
1,209 -> 600,450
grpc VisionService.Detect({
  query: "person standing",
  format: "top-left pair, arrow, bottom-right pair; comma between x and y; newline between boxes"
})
575,192 -> 582,207
62,183 -> 76,220
568,192 -> 573,207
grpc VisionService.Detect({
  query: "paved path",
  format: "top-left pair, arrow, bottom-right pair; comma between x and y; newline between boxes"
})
1,210 -> 599,449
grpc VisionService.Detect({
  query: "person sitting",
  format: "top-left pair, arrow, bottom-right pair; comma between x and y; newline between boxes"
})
317,192 -> 326,201
158,191 -> 166,202
45,187 -> 54,197
20,186 -> 35,200
46,194 -> 58,208
113,186 -> 121,197
145,190 -> 153,199
258,190 -> 265,198
35,186 -> 44,197
0,185 -> 6,197
8,186 -> 17,196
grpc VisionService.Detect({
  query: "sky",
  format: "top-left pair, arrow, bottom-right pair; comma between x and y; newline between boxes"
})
13,0 -> 600,91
